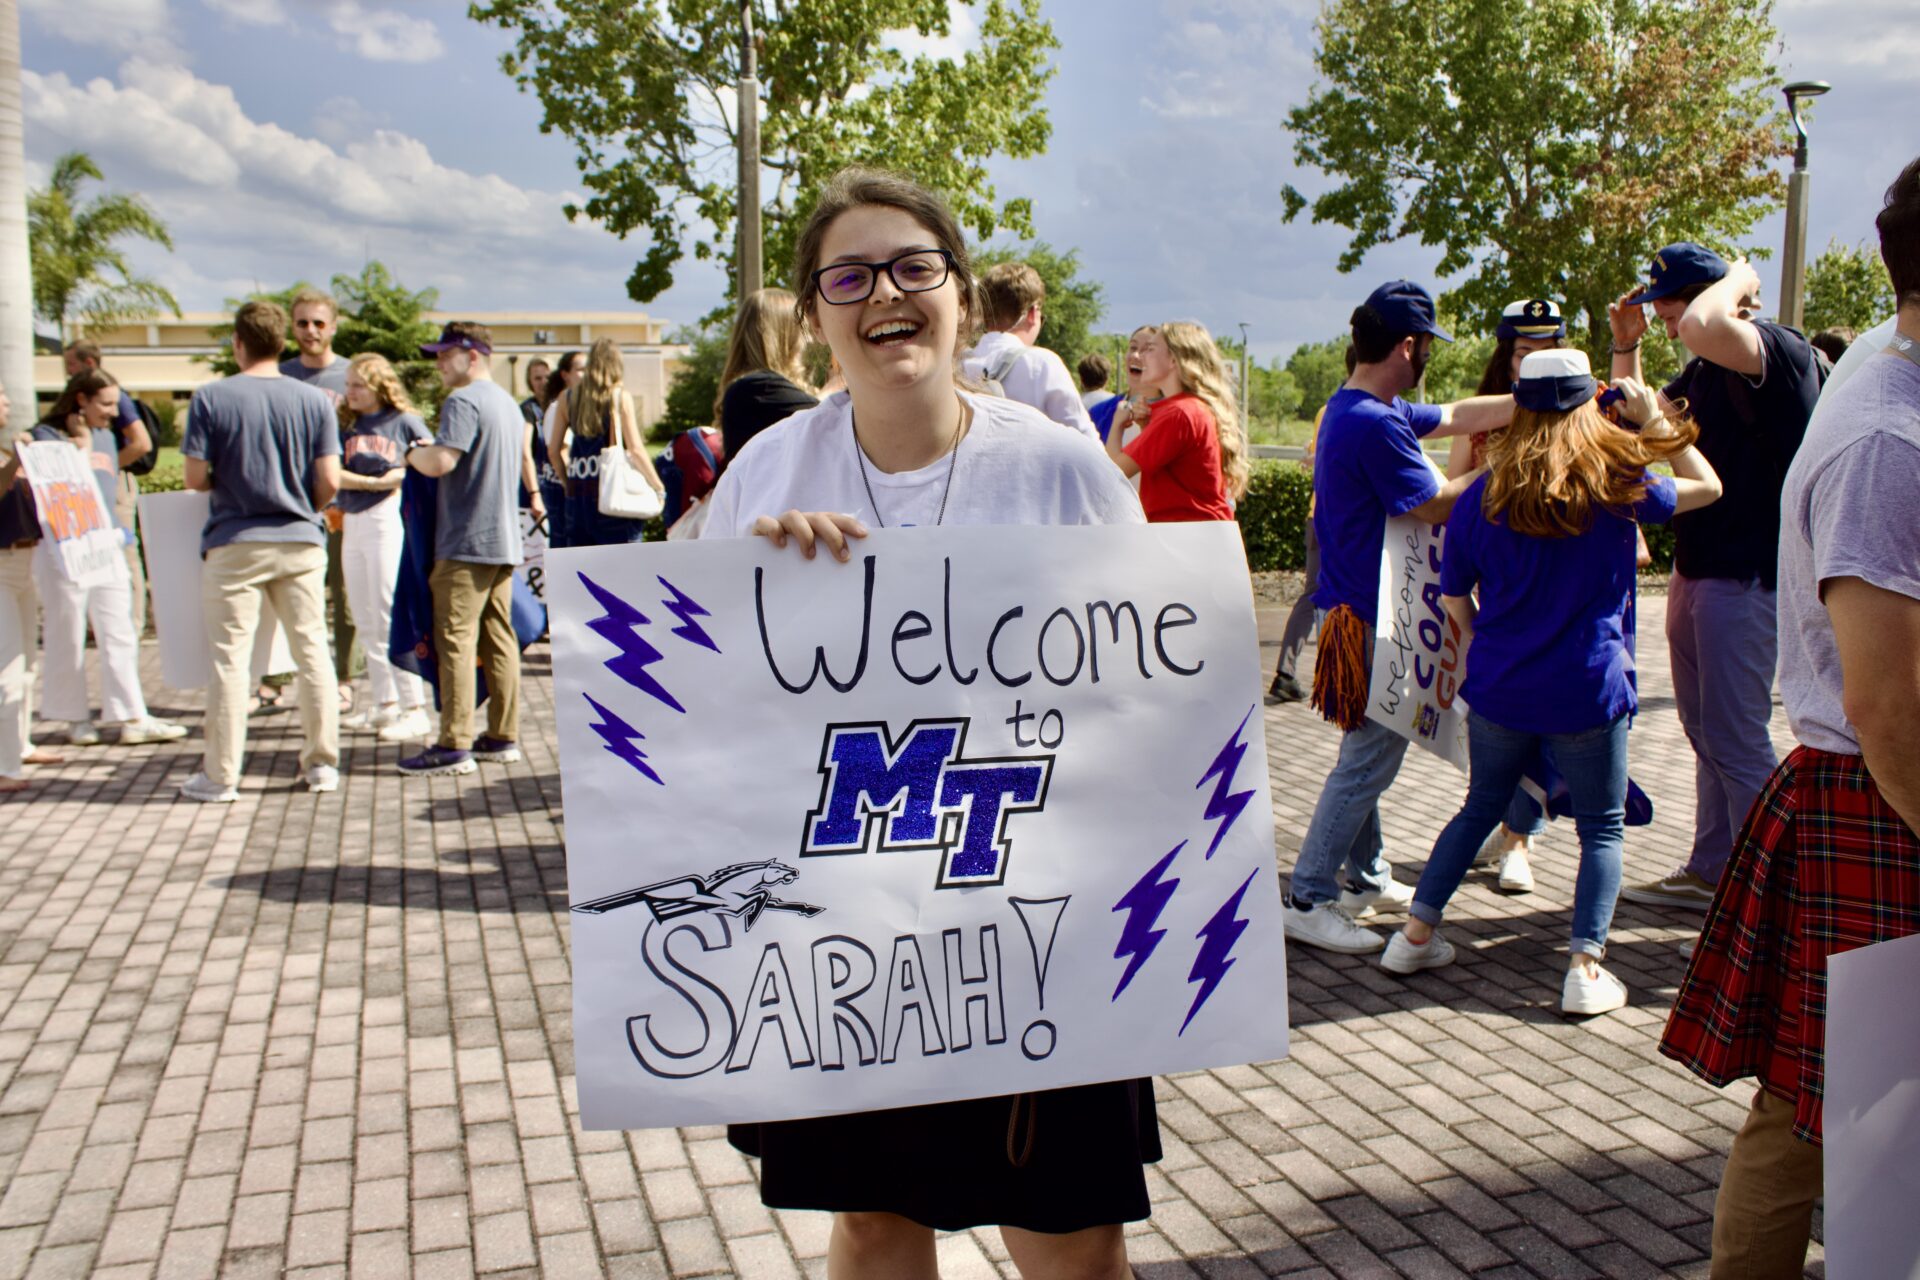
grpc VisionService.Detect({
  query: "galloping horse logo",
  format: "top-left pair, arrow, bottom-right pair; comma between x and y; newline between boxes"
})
571,859 -> 824,932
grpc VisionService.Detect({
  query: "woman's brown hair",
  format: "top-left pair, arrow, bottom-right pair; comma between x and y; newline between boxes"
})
1483,400 -> 1698,538
712,288 -> 811,426
570,337 -> 625,440
790,167 -> 978,335
339,353 -> 415,432
48,368 -> 118,428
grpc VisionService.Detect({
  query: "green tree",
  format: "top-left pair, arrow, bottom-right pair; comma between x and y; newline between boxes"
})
470,0 -> 1058,304
658,322 -> 730,438
27,151 -> 179,342
1284,338 -> 1350,415
1281,0 -> 1786,363
1803,238 -> 1894,335
973,240 -> 1104,367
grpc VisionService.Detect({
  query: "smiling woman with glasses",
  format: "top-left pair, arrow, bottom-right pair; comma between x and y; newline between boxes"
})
701,168 -> 1150,1280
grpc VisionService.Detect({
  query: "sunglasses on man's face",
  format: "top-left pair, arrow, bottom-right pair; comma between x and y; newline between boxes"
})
812,249 -> 953,306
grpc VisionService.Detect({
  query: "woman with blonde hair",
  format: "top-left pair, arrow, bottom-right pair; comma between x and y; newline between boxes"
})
335,353 -> 433,740
551,337 -> 666,547
1377,351 -> 1721,1015
715,287 -> 818,463
1104,320 -> 1247,521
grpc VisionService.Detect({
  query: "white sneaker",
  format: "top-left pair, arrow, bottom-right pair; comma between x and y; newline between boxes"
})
1283,901 -> 1386,954
1497,849 -> 1535,894
1338,875 -> 1415,918
377,708 -> 433,742
306,765 -> 340,793
65,720 -> 101,746
340,708 -> 376,730
1380,929 -> 1455,975
118,717 -> 188,745
179,771 -> 238,803
1562,963 -> 1628,1016
1473,829 -> 1505,868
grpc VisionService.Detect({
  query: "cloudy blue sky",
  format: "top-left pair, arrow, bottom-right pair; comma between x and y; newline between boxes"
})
20,0 -> 1918,361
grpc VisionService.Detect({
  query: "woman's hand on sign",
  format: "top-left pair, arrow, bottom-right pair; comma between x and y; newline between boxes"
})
750,510 -> 869,562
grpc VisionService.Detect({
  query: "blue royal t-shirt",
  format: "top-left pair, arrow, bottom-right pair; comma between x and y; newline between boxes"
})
1442,471 -> 1678,735
1311,388 -> 1443,625
339,408 -> 431,515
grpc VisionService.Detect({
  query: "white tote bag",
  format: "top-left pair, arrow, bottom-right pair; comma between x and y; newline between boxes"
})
595,391 -> 664,521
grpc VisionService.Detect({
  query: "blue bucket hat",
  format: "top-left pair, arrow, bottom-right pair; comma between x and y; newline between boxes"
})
1623,243 -> 1729,307
1496,298 -> 1566,341
1359,280 -> 1454,343
1513,349 -> 1598,413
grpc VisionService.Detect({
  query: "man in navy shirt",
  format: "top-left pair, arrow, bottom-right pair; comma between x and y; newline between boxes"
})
1283,282 -> 1517,955
1608,245 -> 1822,914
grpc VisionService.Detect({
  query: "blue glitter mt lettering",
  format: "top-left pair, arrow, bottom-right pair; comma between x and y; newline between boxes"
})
1196,705 -> 1257,858
937,762 -> 1048,881
808,725 -> 961,849
578,571 -> 684,713
657,576 -> 720,652
1181,870 -> 1256,1034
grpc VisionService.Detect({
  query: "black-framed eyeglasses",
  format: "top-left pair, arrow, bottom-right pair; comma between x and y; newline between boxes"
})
812,249 -> 954,306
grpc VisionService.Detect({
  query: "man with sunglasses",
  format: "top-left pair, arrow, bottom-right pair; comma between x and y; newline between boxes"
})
959,262 -> 1098,439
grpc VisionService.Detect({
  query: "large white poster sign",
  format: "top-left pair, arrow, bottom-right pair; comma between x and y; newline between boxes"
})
138,491 -> 295,690
17,440 -> 120,588
1370,513 -> 1469,772
552,523 -> 1291,1130
1826,930 -> 1920,1279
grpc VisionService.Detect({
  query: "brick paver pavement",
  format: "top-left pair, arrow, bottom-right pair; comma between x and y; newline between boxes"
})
0,594 -> 1821,1279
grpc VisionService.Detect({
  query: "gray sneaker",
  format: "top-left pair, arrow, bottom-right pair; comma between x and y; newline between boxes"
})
1620,868 -> 1717,910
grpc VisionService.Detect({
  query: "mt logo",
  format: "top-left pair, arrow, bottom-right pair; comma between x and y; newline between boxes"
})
801,719 -> 1053,889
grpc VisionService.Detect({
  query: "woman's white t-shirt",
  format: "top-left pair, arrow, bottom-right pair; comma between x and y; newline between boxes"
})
702,390 -> 1145,535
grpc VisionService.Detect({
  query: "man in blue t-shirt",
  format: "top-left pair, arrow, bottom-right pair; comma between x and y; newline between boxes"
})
1283,281 -> 1517,956
1608,244 -> 1822,912
179,300 -> 344,803
399,322 -> 526,779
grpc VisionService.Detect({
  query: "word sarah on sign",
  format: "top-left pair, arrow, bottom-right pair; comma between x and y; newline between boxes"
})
756,556 -> 1206,695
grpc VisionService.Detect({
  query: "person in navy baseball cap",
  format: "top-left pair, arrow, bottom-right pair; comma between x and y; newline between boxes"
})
1359,279 -> 1454,343
420,323 -> 493,358
1621,242 -> 1729,307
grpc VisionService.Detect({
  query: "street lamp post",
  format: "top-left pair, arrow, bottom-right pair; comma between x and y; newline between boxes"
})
736,0 -> 763,301
1237,322 -> 1251,419
1778,79 -> 1831,332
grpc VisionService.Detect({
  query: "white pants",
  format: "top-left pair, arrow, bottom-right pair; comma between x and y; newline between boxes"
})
342,498 -> 422,709
34,546 -> 147,725
0,548 -> 35,776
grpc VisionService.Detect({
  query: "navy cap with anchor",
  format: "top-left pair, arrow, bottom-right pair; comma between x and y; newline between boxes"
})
1496,298 -> 1566,341
1623,243 -> 1730,306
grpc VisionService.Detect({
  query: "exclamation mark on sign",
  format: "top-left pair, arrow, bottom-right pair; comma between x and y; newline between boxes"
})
1009,896 -> 1070,1060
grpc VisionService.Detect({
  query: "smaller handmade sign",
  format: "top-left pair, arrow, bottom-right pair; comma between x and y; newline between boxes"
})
1369,513 -> 1469,773
516,508 -> 548,602
138,491 -> 294,690
16,440 -> 121,588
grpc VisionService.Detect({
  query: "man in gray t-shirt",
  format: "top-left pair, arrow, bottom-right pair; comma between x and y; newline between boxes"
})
398,322 -> 525,778
178,299 -> 344,803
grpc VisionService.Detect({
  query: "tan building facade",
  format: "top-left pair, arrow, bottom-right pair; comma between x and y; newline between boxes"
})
36,310 -> 689,427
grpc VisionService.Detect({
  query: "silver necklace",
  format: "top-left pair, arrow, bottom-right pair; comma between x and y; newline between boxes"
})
849,400 -> 965,528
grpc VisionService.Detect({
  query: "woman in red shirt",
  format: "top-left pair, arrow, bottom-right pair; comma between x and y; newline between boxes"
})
1104,321 -> 1247,521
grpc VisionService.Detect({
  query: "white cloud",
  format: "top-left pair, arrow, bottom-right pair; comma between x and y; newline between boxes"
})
24,59 -> 578,241
199,0 -> 444,63
22,0 -> 176,54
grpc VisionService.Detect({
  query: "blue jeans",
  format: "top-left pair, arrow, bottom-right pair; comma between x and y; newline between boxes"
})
1503,783 -> 1545,838
1290,718 -> 1406,906
1667,573 -> 1778,885
1412,711 -> 1630,957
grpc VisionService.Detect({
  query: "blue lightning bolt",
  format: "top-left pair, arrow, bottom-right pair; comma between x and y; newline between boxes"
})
1110,842 -> 1184,1000
1196,705 -> 1257,858
656,576 -> 720,653
578,572 -> 684,713
582,694 -> 662,785
1181,870 -> 1256,1035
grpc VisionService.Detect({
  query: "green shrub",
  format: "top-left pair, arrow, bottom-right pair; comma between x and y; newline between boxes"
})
1235,460 -> 1313,571
141,447 -> 186,494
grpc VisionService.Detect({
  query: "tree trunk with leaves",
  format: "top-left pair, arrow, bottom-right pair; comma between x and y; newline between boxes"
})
0,0 -> 35,434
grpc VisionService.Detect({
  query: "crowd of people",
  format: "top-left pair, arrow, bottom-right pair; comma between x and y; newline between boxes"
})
0,151 -> 1914,1280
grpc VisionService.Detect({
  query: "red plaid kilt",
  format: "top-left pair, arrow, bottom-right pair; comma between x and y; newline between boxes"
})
1660,746 -> 1920,1144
